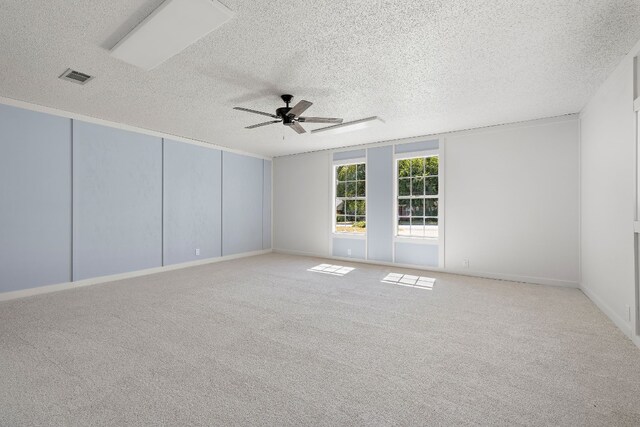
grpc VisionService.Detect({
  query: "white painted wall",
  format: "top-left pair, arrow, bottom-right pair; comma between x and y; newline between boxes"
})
580,39 -> 640,343
273,150 -> 331,257
444,119 -> 580,286
273,117 -> 580,287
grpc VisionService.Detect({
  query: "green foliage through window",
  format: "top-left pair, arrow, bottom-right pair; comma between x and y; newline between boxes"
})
397,155 -> 438,238
335,162 -> 366,233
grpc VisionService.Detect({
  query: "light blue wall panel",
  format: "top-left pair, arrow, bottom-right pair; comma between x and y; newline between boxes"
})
395,242 -> 438,267
332,238 -> 366,259
0,104 -> 72,292
163,140 -> 222,265
395,139 -> 439,154
73,122 -> 162,280
366,146 -> 394,262
333,149 -> 366,161
263,160 -> 272,249
222,152 -> 263,256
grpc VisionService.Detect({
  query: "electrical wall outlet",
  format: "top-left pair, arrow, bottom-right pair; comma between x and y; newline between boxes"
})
347,248 -> 352,256
195,248 -> 200,256
463,259 -> 469,268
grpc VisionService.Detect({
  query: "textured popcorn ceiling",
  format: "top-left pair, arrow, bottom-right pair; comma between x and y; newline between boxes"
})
1,1 -> 639,157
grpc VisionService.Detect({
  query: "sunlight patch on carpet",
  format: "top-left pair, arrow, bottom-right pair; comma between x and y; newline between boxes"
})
382,273 -> 435,290
308,264 -> 355,276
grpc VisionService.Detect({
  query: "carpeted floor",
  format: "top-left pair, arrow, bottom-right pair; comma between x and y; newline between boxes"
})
1,253 -> 639,426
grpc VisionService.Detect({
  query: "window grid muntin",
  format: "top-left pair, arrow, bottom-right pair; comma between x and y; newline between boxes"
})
335,162 -> 366,233
397,155 -> 438,238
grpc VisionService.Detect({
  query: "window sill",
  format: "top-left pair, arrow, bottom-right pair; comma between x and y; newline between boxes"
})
332,232 -> 366,239
394,236 -> 439,245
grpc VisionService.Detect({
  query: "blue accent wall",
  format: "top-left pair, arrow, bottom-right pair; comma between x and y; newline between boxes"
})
366,146 -> 394,262
222,152 -> 264,256
0,103 -> 271,294
333,149 -> 366,161
395,139 -> 439,154
263,160 -> 272,249
163,140 -> 222,265
395,242 -> 439,267
0,104 -> 72,292
72,121 -> 163,280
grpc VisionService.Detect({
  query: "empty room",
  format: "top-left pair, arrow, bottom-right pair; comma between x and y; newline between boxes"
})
2,0 -> 640,425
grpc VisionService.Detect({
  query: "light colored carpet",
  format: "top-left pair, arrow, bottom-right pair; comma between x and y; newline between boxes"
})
1,253 -> 639,426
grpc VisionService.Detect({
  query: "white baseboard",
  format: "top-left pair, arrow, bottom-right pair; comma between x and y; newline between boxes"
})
444,268 -> 578,288
273,248 -> 331,258
580,283 -> 634,339
273,249 -> 579,288
0,249 -> 272,302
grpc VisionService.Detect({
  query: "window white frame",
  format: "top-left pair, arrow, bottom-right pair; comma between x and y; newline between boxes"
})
393,149 -> 442,245
332,157 -> 367,239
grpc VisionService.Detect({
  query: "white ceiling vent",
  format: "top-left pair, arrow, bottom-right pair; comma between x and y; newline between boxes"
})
59,69 -> 93,85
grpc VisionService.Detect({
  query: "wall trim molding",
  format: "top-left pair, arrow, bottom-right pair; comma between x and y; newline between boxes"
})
273,249 -> 578,288
0,96 -> 271,161
0,249 -> 272,302
275,113 -> 580,159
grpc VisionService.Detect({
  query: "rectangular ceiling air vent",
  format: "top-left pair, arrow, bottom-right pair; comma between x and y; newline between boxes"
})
59,69 -> 93,85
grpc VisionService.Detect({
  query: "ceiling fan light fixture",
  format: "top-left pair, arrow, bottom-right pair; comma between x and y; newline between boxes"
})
311,116 -> 384,135
110,0 -> 234,70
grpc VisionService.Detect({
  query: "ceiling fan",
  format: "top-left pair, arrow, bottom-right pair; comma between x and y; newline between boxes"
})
233,94 -> 343,134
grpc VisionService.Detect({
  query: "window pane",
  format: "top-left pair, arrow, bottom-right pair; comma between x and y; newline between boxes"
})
411,198 -> 424,216
357,181 -> 366,197
336,215 -> 345,223
398,217 -> 411,236
425,177 -> 438,195
345,215 -> 355,222
336,181 -> 345,197
336,165 -> 346,180
345,200 -> 356,215
346,181 -> 356,197
411,158 -> 424,176
399,178 -> 410,196
425,218 -> 438,238
357,163 -> 366,180
346,164 -> 357,180
398,199 -> 410,217
425,157 -> 438,176
411,217 -> 425,237
396,156 -> 439,239
425,199 -> 438,216
398,159 -> 411,178
411,177 -> 424,196
356,200 -> 366,215
336,198 -> 345,214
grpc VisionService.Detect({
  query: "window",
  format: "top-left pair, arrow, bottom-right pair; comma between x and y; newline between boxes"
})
334,162 -> 366,233
397,155 -> 438,238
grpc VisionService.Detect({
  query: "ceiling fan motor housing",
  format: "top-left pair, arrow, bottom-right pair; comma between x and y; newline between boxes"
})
278,94 -> 294,124
277,107 -> 293,124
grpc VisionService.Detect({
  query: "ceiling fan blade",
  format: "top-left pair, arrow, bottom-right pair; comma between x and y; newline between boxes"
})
298,117 -> 343,124
287,121 -> 306,134
246,120 -> 281,129
233,107 -> 278,119
287,100 -> 312,118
